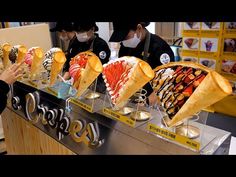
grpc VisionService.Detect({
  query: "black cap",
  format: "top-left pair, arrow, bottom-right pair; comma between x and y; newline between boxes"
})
50,22 -> 74,32
73,21 -> 99,32
109,22 -> 150,42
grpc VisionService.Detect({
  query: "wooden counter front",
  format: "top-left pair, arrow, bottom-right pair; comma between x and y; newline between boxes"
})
1,108 -> 75,155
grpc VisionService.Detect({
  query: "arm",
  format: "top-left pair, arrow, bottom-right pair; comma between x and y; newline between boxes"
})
0,80 -> 10,114
0,61 -> 24,114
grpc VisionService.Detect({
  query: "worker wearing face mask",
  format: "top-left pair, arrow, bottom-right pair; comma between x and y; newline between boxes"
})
63,21 -> 111,93
50,22 -> 78,64
109,21 -> 175,106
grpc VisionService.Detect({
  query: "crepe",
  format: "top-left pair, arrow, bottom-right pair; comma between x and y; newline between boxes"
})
102,56 -> 154,108
50,51 -> 66,86
2,43 -> 11,68
151,61 -> 232,127
69,51 -> 103,97
43,47 -> 62,73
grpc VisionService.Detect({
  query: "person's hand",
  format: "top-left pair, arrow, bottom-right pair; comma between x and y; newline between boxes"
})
0,61 -> 24,85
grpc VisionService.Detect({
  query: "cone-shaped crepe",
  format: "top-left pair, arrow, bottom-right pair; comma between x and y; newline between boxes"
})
2,43 -> 11,69
50,51 -> 66,86
30,47 -> 44,79
151,61 -> 232,127
43,47 -> 62,73
16,45 -> 27,63
103,56 -> 154,108
75,52 -> 103,97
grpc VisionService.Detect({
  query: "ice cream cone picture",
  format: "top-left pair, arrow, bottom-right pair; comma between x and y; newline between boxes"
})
69,51 -> 103,97
184,38 -> 198,49
50,51 -> 66,86
30,47 -> 44,80
150,62 -> 232,127
2,43 -> 11,69
102,56 -> 154,108
205,40 -> 213,51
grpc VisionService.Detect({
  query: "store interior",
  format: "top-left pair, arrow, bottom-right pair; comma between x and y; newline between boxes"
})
0,22 -> 236,155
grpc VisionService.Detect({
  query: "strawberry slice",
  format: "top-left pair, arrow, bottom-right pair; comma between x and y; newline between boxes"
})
184,74 -> 195,84
183,84 -> 193,97
174,66 -> 183,74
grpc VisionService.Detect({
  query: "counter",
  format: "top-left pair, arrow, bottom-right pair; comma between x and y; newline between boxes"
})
1,81 -> 231,154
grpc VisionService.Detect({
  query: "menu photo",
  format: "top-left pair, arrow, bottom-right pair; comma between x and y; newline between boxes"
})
201,22 -> 221,30
221,59 -> 236,75
199,58 -> 217,70
183,37 -> 199,50
200,38 -> 219,52
223,38 -> 236,53
225,22 -> 236,30
184,22 -> 200,30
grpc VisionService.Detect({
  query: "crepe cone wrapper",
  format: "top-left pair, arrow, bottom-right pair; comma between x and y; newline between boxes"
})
17,45 -> 27,63
103,57 -> 154,108
2,43 -> 11,69
50,51 -> 66,86
76,53 -> 103,97
30,47 -> 44,79
116,60 -> 154,108
153,62 -> 232,127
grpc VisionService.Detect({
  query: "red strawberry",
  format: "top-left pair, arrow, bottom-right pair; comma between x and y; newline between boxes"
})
183,85 -> 193,97
174,66 -> 183,74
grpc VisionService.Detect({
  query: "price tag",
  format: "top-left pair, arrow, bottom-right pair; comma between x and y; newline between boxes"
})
71,98 -> 93,112
103,108 -> 135,127
147,123 -> 200,151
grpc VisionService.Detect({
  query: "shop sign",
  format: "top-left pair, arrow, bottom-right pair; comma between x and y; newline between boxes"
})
13,92 -> 104,149
147,123 -> 200,151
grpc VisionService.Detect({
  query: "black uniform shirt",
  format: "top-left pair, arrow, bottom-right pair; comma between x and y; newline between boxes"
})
118,33 -> 174,98
119,33 -> 174,69
63,33 -> 111,93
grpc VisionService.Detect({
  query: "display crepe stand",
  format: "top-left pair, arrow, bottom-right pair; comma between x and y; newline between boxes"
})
102,88 -> 157,128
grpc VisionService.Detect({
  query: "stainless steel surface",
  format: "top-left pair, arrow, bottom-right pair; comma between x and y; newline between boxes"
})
7,81 -> 231,155
84,92 -> 100,99
117,107 -> 134,115
130,111 -> 151,121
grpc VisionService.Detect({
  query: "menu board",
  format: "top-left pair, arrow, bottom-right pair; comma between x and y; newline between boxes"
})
220,22 -> 236,82
182,22 -> 223,72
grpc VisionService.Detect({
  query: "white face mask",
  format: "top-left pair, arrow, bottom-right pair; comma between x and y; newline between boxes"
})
122,33 -> 141,48
76,32 -> 89,42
